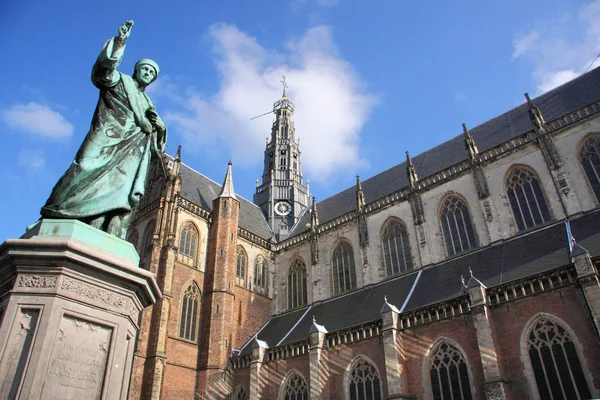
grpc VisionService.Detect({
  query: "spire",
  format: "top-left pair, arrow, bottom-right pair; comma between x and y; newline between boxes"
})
281,75 -> 288,97
310,197 -> 319,233
176,145 -> 182,161
525,92 -> 547,133
406,151 -> 419,190
356,175 -> 366,212
218,160 -> 237,199
462,123 -> 479,162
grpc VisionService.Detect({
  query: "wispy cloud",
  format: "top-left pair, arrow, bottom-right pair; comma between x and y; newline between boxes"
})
162,24 -> 377,184
512,0 -> 600,94
17,148 -> 46,169
1,102 -> 74,140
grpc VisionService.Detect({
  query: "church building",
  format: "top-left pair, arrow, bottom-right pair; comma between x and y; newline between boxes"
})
126,68 -> 600,400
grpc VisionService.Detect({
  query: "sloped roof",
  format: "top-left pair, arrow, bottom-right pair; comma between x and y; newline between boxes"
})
240,209 -> 600,354
178,163 -> 273,240
290,67 -> 600,237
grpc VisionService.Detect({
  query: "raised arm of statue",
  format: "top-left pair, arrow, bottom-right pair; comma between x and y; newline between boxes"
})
91,20 -> 134,89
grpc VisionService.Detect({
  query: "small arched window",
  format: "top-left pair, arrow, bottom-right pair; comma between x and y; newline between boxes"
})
283,371 -> 308,400
254,255 -> 267,294
331,241 -> 357,296
527,318 -> 591,399
506,167 -> 551,231
381,219 -> 413,276
179,283 -> 200,342
236,246 -> 247,287
580,136 -> 600,202
348,358 -> 382,400
179,223 -> 198,259
429,342 -> 473,400
440,196 -> 477,256
288,259 -> 307,309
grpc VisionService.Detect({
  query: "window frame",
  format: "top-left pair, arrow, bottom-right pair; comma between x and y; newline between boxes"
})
344,356 -> 383,400
579,135 -> 600,204
505,166 -> 552,232
330,240 -> 358,296
287,258 -> 308,310
179,282 -> 201,342
381,218 -> 414,277
236,246 -> 248,288
439,194 -> 478,257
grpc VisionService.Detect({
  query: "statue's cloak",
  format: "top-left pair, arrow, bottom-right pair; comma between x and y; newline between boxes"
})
41,38 -> 166,219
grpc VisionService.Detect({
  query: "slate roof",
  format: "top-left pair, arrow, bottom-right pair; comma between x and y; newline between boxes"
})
240,209 -> 600,354
178,162 -> 273,240
289,67 -> 600,237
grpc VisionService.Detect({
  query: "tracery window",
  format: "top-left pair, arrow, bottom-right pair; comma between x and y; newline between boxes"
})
506,168 -> 551,231
179,223 -> 198,259
580,136 -> 600,202
440,196 -> 477,256
283,372 -> 308,400
331,241 -> 357,296
429,342 -> 473,400
348,358 -> 382,400
288,259 -> 307,309
254,255 -> 267,294
527,318 -> 591,400
179,283 -> 200,342
236,246 -> 247,287
381,219 -> 413,276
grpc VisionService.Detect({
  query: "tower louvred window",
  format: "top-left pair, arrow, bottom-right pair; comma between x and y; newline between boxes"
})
506,167 -> 551,231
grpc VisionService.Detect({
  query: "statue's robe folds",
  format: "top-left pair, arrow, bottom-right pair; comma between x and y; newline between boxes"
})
41,38 -> 166,223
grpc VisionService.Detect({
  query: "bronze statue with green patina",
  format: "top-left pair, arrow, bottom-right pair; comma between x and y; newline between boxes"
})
41,20 -> 167,239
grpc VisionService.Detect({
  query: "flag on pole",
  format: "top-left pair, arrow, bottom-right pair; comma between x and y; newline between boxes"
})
565,219 -> 576,260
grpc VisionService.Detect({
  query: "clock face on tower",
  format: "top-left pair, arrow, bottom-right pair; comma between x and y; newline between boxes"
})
275,201 -> 292,216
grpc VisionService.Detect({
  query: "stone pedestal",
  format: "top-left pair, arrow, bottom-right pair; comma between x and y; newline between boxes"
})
0,219 -> 161,400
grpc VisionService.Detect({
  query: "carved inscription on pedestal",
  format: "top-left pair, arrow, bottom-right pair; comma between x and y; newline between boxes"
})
42,315 -> 112,400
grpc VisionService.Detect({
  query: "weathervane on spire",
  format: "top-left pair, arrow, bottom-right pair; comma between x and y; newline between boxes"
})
281,75 -> 288,97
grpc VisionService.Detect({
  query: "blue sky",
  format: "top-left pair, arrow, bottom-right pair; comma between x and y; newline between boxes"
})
1,0 -> 599,241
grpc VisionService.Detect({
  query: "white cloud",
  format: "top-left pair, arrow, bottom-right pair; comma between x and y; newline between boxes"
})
163,24 -> 377,184
17,148 -> 46,169
512,0 -> 600,94
1,102 -> 74,140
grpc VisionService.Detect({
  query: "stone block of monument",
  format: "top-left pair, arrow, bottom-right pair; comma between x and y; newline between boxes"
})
0,20 -> 164,399
0,219 -> 161,399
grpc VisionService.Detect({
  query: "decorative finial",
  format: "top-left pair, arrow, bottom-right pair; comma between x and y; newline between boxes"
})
462,123 -> 479,162
313,315 -> 316,323
406,151 -> 419,189
256,178 -> 259,188
384,295 -> 388,303
281,75 -> 288,97
228,158 -> 232,165
469,266 -> 474,276
176,145 -> 182,160
461,275 -> 466,287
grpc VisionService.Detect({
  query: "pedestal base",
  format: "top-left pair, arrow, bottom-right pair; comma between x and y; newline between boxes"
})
0,219 -> 161,400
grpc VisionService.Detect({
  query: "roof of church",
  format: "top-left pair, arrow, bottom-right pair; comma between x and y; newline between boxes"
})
240,209 -> 600,354
289,67 -> 600,237
178,162 -> 273,239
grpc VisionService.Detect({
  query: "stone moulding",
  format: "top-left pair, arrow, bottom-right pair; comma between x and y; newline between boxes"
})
17,275 -> 57,289
274,101 -> 600,251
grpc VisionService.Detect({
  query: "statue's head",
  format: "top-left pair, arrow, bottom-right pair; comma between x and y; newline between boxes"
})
133,58 -> 159,87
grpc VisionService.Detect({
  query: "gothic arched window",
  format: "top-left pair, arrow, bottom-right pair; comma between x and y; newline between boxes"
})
331,241 -> 357,296
348,358 -> 382,400
381,219 -> 413,276
283,371 -> 308,400
236,246 -> 247,287
233,385 -> 248,400
179,283 -> 200,342
254,255 -> 267,294
429,342 -> 473,400
141,220 -> 156,270
527,318 -> 591,399
179,223 -> 198,259
288,259 -> 307,309
440,196 -> 477,256
580,136 -> 600,202
506,167 -> 551,231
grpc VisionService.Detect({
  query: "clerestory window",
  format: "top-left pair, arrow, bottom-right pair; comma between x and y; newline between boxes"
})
506,167 -> 551,231
580,136 -> 600,202
330,241 -> 357,296
440,196 -> 477,256
381,219 -> 413,276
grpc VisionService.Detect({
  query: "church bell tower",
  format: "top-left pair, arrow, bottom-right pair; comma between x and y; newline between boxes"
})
254,78 -> 310,240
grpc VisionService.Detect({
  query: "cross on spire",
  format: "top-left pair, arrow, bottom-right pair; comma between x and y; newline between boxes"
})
281,75 -> 288,97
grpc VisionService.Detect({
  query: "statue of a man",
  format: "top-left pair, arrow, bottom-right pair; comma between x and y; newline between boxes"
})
41,21 -> 167,239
